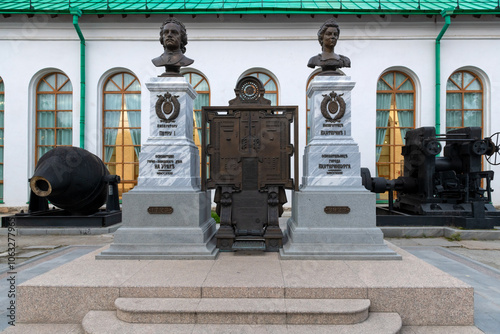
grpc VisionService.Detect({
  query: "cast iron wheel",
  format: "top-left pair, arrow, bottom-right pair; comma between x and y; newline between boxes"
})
486,132 -> 500,165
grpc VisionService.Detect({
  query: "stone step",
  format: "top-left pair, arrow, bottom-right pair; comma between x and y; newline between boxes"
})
114,297 -> 370,325
232,240 -> 266,251
82,310 -> 403,334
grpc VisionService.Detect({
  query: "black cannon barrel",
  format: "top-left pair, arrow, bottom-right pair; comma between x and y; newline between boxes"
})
30,147 -> 110,215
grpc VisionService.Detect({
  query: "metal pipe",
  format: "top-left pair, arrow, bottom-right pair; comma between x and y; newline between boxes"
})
435,9 -> 453,135
71,8 -> 86,149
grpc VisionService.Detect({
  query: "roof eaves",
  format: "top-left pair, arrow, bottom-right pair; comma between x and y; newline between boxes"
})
1,0 -> 500,15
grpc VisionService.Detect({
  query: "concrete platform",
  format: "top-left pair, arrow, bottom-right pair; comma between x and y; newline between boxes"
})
381,226 -> 500,240
0,223 -> 122,236
2,321 -> 483,334
12,241 -> 476,330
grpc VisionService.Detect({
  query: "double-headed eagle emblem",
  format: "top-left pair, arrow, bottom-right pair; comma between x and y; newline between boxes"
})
321,91 -> 346,122
155,92 -> 180,122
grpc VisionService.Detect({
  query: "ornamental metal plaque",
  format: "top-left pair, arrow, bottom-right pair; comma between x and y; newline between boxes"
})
147,206 -> 174,214
201,76 -> 299,252
202,77 -> 298,192
324,206 -> 351,214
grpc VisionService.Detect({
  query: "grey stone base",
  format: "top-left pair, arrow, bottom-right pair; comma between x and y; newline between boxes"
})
280,191 -> 401,260
97,227 -> 218,260
2,223 -> 122,236
97,191 -> 219,260
381,226 -> 500,240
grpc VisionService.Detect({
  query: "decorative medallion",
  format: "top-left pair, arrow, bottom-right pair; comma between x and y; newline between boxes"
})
225,159 -> 241,176
228,76 -> 271,106
155,92 -> 180,122
240,80 -> 260,101
321,91 -> 346,122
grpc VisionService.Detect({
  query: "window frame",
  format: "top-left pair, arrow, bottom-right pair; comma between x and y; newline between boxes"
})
0,77 -> 4,201
182,71 -> 211,176
102,72 -> 141,197
376,70 -> 416,183
35,72 -> 73,163
182,71 -> 211,147
305,71 -> 321,144
445,70 -> 484,134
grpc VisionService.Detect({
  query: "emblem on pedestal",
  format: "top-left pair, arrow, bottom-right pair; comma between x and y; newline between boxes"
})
321,91 -> 345,122
155,92 -> 180,122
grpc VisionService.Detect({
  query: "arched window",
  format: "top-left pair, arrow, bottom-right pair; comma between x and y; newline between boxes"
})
182,71 -> 210,174
376,71 -> 415,199
306,71 -> 320,144
182,71 -> 210,151
35,72 -> 72,162
246,71 -> 278,106
446,70 -> 483,133
102,72 -> 141,197
0,77 -> 4,200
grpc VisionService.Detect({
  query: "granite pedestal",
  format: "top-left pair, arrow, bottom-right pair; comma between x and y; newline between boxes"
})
280,75 -> 400,260
98,76 -> 218,260
14,242 -> 476,331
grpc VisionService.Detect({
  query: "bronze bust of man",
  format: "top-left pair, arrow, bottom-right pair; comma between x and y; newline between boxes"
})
308,19 -> 350,74
152,18 -> 194,76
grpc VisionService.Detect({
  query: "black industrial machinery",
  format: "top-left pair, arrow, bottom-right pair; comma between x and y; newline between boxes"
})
202,76 -> 298,251
1,147 -> 121,228
361,127 -> 500,228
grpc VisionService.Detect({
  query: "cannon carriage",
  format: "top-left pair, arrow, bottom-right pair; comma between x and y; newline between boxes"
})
1,147 -> 121,228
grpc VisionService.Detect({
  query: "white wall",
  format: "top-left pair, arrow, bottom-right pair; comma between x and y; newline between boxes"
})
0,13 -> 499,206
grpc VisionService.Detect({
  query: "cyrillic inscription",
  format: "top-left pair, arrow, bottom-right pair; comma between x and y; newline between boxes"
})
146,154 -> 183,176
319,154 -> 351,175
324,206 -> 350,214
147,206 -> 174,214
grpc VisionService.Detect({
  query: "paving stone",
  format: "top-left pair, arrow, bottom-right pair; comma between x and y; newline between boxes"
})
403,246 -> 500,334
451,248 -> 500,271
120,260 -> 215,298
459,240 -> 500,250
202,252 -> 284,298
16,251 -> 47,258
281,260 -> 366,299
1,323 -> 84,333
413,238 -> 462,247
23,245 -> 60,250
400,325 -> 484,333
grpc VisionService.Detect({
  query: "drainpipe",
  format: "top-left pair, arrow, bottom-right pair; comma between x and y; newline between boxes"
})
71,8 -> 86,149
435,9 -> 453,135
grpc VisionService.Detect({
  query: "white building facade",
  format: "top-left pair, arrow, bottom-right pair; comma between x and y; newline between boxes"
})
0,1 -> 499,207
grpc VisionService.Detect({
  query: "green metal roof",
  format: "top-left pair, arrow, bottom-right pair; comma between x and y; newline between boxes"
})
0,0 -> 499,15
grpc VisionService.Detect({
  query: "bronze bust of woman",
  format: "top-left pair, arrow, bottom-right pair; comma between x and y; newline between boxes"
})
308,19 -> 350,75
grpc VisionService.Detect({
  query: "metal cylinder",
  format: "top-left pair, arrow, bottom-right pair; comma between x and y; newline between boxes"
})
30,147 -> 110,215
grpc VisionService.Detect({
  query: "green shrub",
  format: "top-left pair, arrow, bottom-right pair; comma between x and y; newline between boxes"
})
211,210 -> 220,224
446,232 -> 462,241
